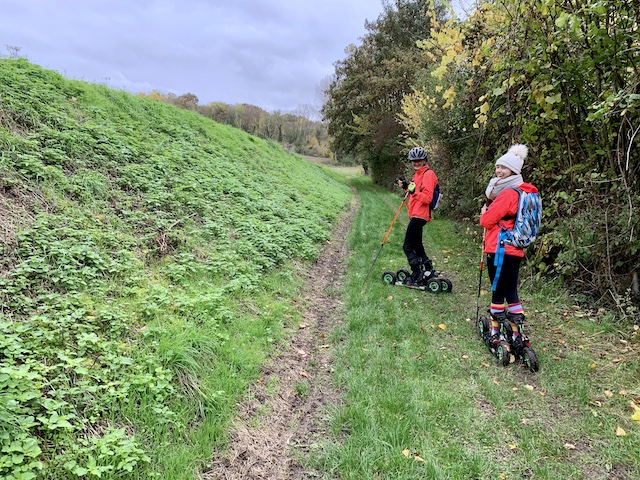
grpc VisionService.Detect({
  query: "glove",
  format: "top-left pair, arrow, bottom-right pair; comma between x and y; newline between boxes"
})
397,178 -> 408,190
408,182 -> 416,194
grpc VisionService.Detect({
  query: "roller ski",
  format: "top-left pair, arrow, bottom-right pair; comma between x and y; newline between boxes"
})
476,312 -> 539,372
381,267 -> 453,294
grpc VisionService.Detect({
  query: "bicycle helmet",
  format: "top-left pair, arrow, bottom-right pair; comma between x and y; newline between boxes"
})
408,146 -> 428,161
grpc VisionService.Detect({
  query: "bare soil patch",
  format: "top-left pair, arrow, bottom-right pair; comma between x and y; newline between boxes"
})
203,198 -> 357,479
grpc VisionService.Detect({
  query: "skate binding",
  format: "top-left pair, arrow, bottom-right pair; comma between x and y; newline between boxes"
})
476,313 -> 539,372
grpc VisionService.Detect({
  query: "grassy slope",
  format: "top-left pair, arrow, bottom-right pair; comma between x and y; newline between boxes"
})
311,176 -> 640,479
0,59 -> 350,479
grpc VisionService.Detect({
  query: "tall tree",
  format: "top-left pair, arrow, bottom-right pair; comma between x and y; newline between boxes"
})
322,0 -> 448,185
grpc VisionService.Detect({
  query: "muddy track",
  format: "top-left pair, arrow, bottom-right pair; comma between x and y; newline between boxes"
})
203,197 -> 358,479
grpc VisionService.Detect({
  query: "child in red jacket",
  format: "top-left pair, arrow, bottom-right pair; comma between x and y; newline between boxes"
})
480,144 -> 538,347
397,146 -> 439,285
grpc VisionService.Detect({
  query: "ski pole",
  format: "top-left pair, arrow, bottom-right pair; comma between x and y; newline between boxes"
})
362,192 -> 409,287
475,229 -> 486,322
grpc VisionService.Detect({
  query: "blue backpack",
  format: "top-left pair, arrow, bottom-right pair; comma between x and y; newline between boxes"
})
420,168 -> 442,211
492,187 -> 542,290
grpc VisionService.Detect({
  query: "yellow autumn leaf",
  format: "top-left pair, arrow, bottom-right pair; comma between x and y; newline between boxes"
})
589,363 -> 597,369
438,323 -> 447,330
525,385 -> 534,391
604,391 -> 613,398
616,427 -> 626,437
564,443 -> 576,450
508,444 -> 517,450
414,455 -> 425,462
402,449 -> 411,457
631,410 -> 640,424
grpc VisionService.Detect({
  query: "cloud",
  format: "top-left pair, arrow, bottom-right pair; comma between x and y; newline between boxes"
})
1,0 -> 384,113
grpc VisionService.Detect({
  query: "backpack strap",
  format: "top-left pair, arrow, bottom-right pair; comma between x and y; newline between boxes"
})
492,187 -> 521,291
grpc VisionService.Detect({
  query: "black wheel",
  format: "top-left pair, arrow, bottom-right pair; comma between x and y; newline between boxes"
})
477,315 -> 491,339
439,278 -> 453,293
381,271 -> 396,285
523,347 -> 540,373
425,278 -> 441,294
396,269 -> 411,284
496,341 -> 511,366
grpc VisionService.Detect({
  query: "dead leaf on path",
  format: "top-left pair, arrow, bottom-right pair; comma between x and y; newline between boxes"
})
616,427 -> 626,436
299,371 -> 309,378
521,418 -> 530,425
299,323 -> 307,329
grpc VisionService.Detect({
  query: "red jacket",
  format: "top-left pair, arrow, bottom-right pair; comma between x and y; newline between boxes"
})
480,182 -> 538,257
407,165 -> 437,221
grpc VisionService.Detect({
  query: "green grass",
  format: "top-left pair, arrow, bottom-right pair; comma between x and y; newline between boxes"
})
308,175 -> 640,480
0,58 -> 351,479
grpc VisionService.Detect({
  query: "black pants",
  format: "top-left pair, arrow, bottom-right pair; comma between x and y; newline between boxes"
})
486,253 -> 521,305
403,217 -> 429,268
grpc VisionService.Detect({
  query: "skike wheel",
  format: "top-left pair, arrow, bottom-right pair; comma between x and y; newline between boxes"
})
439,278 -> 453,293
381,271 -> 396,285
523,347 -> 540,373
477,316 -> 490,339
425,278 -> 441,293
396,269 -> 410,284
497,341 -> 511,367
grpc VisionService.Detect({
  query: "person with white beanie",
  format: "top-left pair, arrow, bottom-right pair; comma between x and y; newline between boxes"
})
480,144 -> 539,349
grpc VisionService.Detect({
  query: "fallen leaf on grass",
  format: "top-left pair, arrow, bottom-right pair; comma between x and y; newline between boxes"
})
589,363 -> 597,369
564,443 -> 576,450
493,378 -> 500,385
462,355 -> 469,359
616,427 -> 626,437
387,295 -> 394,300
481,362 -> 490,367
402,449 -> 410,457
630,401 -> 640,424
525,385 -> 535,391
612,358 -> 622,363
414,455 -> 425,462
604,390 -> 613,398
508,444 -> 517,450
438,323 -> 447,330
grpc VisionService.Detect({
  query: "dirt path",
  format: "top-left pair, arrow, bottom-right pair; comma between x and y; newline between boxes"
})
203,197 -> 357,479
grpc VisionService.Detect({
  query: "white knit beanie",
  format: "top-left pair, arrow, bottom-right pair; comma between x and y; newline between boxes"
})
495,144 -> 528,174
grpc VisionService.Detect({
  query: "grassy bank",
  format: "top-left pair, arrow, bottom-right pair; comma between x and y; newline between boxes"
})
310,175 -> 639,479
0,58 -> 351,479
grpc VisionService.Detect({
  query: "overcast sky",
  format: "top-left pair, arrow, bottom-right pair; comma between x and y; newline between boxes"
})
1,0 -> 393,115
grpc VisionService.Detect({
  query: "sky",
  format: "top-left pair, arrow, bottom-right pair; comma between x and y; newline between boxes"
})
1,0 -> 392,116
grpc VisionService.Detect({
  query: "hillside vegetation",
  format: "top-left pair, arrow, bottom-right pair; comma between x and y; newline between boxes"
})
0,58 -> 351,479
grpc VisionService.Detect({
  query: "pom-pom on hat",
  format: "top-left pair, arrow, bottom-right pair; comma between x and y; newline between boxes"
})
495,144 -> 528,174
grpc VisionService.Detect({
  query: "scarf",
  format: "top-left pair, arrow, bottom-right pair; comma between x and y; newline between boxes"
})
485,174 -> 523,200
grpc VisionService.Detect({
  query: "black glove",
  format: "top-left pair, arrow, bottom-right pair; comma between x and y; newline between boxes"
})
397,178 -> 409,190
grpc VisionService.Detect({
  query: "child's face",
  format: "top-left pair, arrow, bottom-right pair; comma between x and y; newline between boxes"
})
495,164 -> 514,179
410,160 -> 426,170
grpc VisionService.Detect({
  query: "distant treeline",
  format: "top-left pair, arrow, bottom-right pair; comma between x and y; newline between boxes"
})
138,91 -> 331,158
